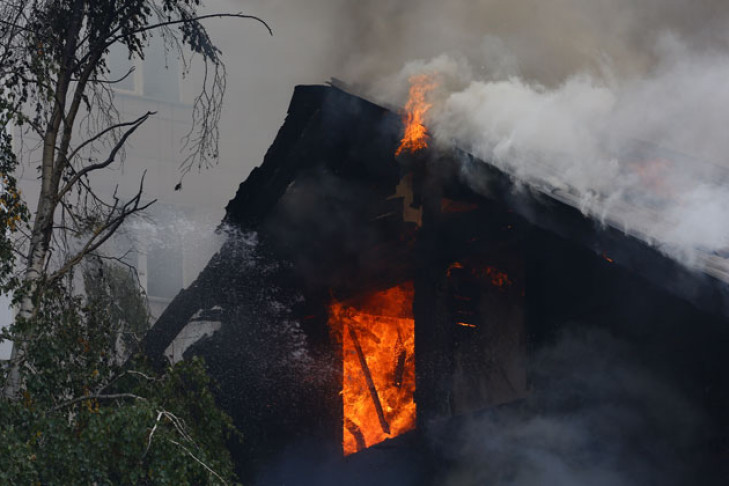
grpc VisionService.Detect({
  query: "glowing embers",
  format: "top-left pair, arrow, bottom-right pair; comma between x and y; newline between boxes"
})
447,262 -> 513,290
395,74 -> 438,156
329,283 -> 416,456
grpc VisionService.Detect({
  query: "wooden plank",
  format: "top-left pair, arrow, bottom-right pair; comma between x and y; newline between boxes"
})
346,321 -> 391,435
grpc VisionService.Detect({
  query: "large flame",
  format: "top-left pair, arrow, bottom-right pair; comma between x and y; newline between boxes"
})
329,283 -> 416,456
395,74 -> 438,156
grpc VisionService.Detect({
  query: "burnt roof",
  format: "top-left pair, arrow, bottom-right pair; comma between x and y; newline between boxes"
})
217,84 -> 729,319
223,85 -> 403,230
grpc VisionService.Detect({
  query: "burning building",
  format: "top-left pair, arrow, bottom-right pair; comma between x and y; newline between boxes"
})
142,83 -> 729,485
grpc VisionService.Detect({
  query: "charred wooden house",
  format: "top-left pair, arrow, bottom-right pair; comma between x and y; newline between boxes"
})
143,85 -> 729,485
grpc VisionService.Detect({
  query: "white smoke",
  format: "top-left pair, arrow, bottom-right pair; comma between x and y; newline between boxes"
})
372,34 -> 729,270
213,0 -> 729,271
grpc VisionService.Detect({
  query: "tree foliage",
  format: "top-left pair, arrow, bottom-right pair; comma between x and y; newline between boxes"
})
0,0 -> 271,483
0,0 -> 270,343
83,259 -> 151,358
1,268 -> 240,484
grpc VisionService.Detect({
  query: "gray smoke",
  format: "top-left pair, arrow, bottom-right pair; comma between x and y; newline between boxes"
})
380,38 -> 729,266
334,0 -> 729,86
352,11 -> 729,272
207,3 -> 729,483
432,327 -> 712,486
225,0 -> 729,87
393,37 -> 729,269
219,0 -> 729,271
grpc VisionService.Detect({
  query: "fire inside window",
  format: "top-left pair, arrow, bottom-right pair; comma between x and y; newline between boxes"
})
329,282 -> 416,455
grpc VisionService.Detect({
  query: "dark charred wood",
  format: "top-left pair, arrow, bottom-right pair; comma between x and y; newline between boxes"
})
346,321 -> 391,436
224,85 -> 402,231
414,151 -> 456,426
394,348 -> 407,389
344,417 -> 367,452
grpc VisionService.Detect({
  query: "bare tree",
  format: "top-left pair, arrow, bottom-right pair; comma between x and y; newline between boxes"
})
0,0 -> 271,396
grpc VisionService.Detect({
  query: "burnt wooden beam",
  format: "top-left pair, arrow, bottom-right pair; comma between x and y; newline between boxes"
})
346,320 -> 391,435
344,417 -> 367,451
394,346 -> 407,388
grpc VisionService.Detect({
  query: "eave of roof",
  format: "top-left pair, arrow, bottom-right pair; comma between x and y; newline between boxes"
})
221,84 -> 729,318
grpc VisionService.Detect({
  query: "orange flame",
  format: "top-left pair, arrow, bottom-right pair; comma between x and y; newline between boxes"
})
329,283 -> 416,456
629,158 -> 673,195
484,267 -> 512,288
395,74 -> 438,156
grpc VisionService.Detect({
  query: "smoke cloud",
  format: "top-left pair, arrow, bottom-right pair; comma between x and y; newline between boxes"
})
396,37 -> 729,268
220,0 -> 729,270
226,0 -> 729,86
204,4 -> 729,483
348,4 -> 729,270
341,0 -> 729,84
432,327 -> 714,486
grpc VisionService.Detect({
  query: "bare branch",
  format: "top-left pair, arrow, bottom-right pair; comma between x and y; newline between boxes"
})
50,392 -> 146,412
168,438 -> 229,485
0,17 -> 42,37
107,12 -> 273,45
50,173 -> 156,283
179,55 -> 225,177
58,111 -> 155,200
144,410 -> 165,457
76,65 -> 136,85
57,198 -> 81,234
75,11 -> 270,72
145,410 -> 194,458
126,370 -> 156,382
65,111 -> 153,170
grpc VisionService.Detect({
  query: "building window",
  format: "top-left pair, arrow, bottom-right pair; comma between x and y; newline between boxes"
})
0,292 -> 13,360
106,37 -> 181,102
138,204 -> 186,301
106,43 -> 142,95
142,38 -> 180,103
146,235 -> 184,299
